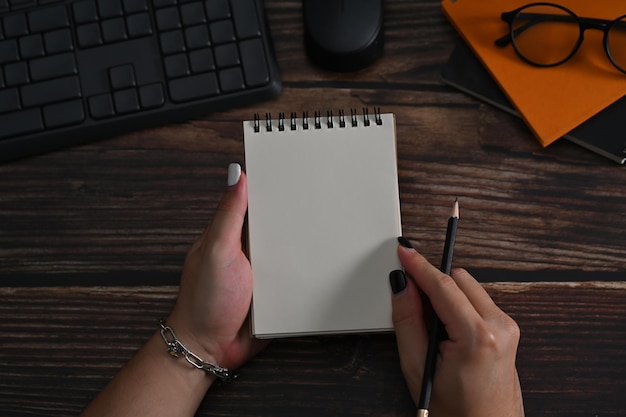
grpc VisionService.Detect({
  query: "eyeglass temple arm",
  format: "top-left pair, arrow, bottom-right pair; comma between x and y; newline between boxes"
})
494,12 -> 578,47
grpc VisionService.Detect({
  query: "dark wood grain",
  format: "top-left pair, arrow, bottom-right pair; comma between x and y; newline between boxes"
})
0,0 -> 624,416
1,283 -> 624,416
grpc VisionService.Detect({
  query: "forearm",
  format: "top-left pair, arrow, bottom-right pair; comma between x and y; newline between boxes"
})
80,330 -> 214,417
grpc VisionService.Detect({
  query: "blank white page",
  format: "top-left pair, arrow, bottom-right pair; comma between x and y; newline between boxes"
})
244,112 -> 402,338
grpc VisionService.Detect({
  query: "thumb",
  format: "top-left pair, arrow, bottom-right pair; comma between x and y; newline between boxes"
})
203,163 -> 248,253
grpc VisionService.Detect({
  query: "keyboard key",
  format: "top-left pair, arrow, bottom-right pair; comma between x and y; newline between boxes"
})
218,67 -> 244,92
0,39 -> 19,64
153,0 -> 176,8
189,48 -> 214,72
169,72 -> 219,102
126,13 -> 152,38
19,34 -> 44,58
180,2 -> 206,26
44,29 -> 74,54
210,20 -> 235,44
231,0 -> 261,38
184,25 -> 210,50
43,99 -> 85,128
139,83 -> 165,109
88,93 -> 115,119
205,0 -> 230,20
123,0 -> 148,13
21,76 -> 81,107
30,53 -> 77,81
98,0 -> 123,19
156,7 -> 181,31
240,38 -> 268,86
3,14 -> 28,38
102,18 -> 127,43
77,23 -> 102,48
160,30 -> 185,55
113,88 -> 140,114
73,0 -> 98,24
0,108 -> 44,139
164,53 -> 190,78
109,64 -> 136,89
0,19 -> 3,40
9,0 -> 34,6
0,67 -> 3,88
28,5 -> 69,33
214,43 -> 239,67
4,61 -> 29,85
0,88 -> 20,113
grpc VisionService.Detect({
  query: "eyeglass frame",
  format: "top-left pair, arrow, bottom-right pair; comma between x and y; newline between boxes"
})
494,2 -> 626,73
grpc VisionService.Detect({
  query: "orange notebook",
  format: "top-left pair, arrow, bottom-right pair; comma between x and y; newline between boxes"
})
442,0 -> 626,146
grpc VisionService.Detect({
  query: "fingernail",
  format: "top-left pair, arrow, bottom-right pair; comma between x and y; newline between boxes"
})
389,270 -> 407,294
397,237 -> 414,250
227,163 -> 242,187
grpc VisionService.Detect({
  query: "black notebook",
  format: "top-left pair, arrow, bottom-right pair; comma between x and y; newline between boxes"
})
441,41 -> 626,165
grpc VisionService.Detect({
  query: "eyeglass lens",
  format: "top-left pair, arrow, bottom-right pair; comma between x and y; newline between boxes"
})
511,4 -> 580,66
607,17 -> 626,72
511,4 -> 626,72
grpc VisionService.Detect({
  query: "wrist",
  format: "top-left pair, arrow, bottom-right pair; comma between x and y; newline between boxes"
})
165,310 -> 222,361
158,318 -> 237,384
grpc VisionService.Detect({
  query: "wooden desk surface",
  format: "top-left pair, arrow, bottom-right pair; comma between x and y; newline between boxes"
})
1,1 -> 624,416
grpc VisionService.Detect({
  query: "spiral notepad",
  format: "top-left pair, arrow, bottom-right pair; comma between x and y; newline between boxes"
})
244,109 -> 402,338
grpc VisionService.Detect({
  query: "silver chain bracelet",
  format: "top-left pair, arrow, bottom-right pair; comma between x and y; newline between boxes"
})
159,319 -> 237,384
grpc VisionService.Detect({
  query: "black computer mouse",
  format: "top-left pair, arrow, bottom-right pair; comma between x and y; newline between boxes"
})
303,0 -> 384,72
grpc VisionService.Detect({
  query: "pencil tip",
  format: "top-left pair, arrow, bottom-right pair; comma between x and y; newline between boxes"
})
452,198 -> 459,219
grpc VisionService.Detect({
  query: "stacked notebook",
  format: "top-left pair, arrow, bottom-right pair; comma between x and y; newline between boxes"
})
441,0 -> 626,164
442,41 -> 626,164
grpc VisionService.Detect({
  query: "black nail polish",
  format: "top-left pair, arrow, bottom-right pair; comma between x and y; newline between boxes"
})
397,236 -> 414,249
389,270 -> 407,294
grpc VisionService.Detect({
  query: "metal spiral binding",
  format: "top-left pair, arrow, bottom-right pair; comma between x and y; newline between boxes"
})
253,113 -> 260,132
350,108 -> 358,127
253,108 -> 383,132
374,107 -> 382,125
290,112 -> 297,130
303,111 -> 309,130
265,112 -> 272,132
314,111 -> 321,129
278,112 -> 285,131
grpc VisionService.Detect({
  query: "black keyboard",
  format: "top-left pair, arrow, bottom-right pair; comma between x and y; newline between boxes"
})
0,0 -> 281,162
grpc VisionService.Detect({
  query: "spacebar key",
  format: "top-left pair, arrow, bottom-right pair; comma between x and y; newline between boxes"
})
21,76 -> 82,107
169,73 -> 219,103
0,109 -> 44,139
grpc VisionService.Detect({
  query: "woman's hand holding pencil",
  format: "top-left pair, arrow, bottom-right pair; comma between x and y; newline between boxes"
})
389,234 -> 524,417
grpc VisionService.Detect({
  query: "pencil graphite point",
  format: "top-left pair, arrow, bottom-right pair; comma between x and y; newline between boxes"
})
452,198 -> 459,219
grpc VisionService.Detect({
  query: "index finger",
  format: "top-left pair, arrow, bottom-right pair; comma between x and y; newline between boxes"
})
397,243 -> 482,341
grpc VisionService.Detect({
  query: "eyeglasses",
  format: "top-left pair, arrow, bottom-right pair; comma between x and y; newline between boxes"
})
494,2 -> 626,73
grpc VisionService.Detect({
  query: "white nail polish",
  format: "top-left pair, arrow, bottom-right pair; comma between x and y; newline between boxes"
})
227,163 -> 242,187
